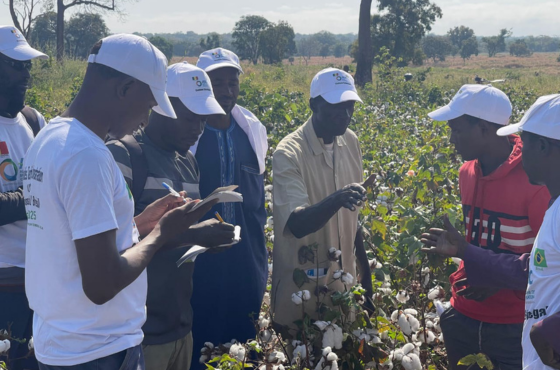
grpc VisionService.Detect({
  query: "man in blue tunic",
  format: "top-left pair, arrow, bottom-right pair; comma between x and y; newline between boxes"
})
190,48 -> 268,362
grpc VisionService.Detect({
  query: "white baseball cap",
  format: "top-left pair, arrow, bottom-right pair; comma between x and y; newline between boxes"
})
87,34 -> 176,119
153,62 -> 225,116
196,48 -> 243,74
0,25 -> 48,61
310,68 -> 362,104
497,94 -> 560,140
429,84 -> 512,125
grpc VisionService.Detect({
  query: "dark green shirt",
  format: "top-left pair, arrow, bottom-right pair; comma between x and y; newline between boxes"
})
107,129 -> 199,345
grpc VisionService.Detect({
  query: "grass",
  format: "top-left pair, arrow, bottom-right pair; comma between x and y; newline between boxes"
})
29,52 -> 560,120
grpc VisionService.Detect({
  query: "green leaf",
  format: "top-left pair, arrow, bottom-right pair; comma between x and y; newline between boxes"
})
371,218 -> 387,240
458,354 -> 494,370
293,268 -> 310,288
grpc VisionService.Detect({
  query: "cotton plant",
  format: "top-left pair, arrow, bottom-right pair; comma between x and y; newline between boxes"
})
0,339 -> 10,354
391,343 -> 422,370
314,347 -> 339,370
332,270 -> 353,285
314,321 -> 343,349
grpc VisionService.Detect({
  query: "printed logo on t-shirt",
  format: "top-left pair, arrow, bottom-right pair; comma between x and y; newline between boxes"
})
125,182 -> 133,200
0,142 -> 9,156
534,248 -> 548,269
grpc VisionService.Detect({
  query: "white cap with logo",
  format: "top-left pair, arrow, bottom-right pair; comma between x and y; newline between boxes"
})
497,94 -> 560,140
153,62 -> 225,116
310,67 -> 362,104
87,34 -> 176,119
196,48 -> 243,74
0,25 -> 48,61
429,84 -> 512,125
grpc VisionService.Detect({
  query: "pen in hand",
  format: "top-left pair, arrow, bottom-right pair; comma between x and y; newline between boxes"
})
162,182 -> 187,203
215,211 -> 224,223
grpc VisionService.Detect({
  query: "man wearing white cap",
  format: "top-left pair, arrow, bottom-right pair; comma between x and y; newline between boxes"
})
427,85 -> 550,370
0,25 -> 48,370
23,35 -> 217,369
271,68 -> 374,329
108,62 -> 236,370
421,94 -> 560,370
190,48 -> 268,355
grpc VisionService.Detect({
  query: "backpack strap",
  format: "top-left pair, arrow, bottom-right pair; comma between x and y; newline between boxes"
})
20,106 -> 41,137
118,135 -> 149,209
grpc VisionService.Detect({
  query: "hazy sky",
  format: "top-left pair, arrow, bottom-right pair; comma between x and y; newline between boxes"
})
2,0 -> 559,37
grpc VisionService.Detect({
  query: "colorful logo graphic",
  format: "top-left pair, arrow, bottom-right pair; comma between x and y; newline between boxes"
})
212,51 -> 224,59
333,72 -> 342,81
0,142 -> 9,156
534,248 -> 548,268
193,75 -> 208,88
11,29 -> 21,38
125,182 -> 133,200
0,159 -> 18,182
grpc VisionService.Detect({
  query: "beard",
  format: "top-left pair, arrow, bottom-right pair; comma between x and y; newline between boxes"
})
0,84 -> 26,117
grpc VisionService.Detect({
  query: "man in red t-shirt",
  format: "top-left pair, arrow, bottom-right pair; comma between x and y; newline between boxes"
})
429,84 -> 551,370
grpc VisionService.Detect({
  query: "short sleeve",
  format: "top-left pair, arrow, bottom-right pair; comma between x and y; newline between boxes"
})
272,148 -> 310,238
32,109 -> 47,129
106,140 -> 133,189
58,147 -> 119,240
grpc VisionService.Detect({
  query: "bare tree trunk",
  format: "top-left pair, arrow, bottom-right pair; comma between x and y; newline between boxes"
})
355,0 -> 373,88
9,0 -> 24,34
56,0 -> 66,62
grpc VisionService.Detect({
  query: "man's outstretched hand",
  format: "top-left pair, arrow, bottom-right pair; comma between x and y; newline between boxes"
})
420,214 -> 468,258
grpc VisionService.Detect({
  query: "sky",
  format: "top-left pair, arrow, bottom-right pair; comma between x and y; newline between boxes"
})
2,0 -> 559,37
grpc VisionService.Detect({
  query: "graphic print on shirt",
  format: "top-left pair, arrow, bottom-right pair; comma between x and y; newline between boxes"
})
463,205 -> 534,254
0,141 -> 21,182
21,165 -> 44,229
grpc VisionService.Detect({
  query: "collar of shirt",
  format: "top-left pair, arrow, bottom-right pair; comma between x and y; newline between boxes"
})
302,119 -> 347,170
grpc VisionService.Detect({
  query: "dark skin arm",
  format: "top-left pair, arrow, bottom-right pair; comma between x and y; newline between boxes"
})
531,315 -> 560,369
75,197 -> 216,305
0,187 -> 27,226
286,175 -> 376,239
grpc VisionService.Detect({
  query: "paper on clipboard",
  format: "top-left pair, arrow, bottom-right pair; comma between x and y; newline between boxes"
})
188,185 -> 243,213
176,225 -> 242,266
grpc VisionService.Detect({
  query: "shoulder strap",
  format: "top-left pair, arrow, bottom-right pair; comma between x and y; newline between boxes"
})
21,106 -> 41,137
118,135 -> 149,204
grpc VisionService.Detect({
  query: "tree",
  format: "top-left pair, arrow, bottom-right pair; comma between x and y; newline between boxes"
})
297,37 -> 321,65
333,43 -> 346,58
412,48 -> 425,65
355,0 -> 373,88
447,26 -> 475,49
53,0 -> 119,62
482,28 -> 511,57
65,13 -> 109,59
29,11 -> 57,51
149,36 -> 173,61
370,0 -> 443,65
509,39 -> 533,57
319,44 -> 330,58
460,37 -> 479,63
200,32 -> 220,50
421,35 -> 453,62
259,21 -> 296,65
232,15 -> 271,64
9,0 -> 46,38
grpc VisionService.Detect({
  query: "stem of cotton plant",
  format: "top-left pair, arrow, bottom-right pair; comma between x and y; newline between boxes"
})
301,302 -> 311,369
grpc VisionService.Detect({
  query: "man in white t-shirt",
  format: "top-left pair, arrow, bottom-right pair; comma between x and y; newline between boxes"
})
23,34 -> 216,370
0,25 -> 48,370
421,94 -> 560,370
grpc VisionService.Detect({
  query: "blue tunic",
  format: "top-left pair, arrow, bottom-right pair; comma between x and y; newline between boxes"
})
191,117 -> 267,359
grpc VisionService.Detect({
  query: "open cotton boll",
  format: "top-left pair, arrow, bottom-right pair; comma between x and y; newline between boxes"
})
341,272 -> 354,285
327,352 -> 338,362
396,291 -> 410,303
408,316 -> 420,332
391,310 -> 400,322
402,343 -> 415,355
404,308 -> 418,316
323,327 -> 335,349
292,344 -> 308,363
265,185 -> 273,192
199,355 -> 209,364
269,351 -> 287,363
333,324 -> 343,349
302,290 -> 311,301
428,286 -> 444,300
229,343 -> 246,361
402,353 -> 422,370
259,316 -> 270,329
392,349 -> 404,362
266,217 -> 274,228
292,292 -> 303,305
314,357 -> 325,370
261,329 -> 272,342
315,321 -> 329,331
398,314 -> 412,335
333,270 -> 343,279
28,337 -> 34,350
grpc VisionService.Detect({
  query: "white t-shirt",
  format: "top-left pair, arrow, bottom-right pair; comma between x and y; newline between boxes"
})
0,110 -> 45,268
23,117 -> 145,366
522,198 -> 560,370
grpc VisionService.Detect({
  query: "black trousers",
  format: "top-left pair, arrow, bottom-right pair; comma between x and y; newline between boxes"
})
440,307 -> 523,370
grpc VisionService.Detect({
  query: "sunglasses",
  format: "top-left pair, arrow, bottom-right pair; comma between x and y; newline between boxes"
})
0,58 -> 33,72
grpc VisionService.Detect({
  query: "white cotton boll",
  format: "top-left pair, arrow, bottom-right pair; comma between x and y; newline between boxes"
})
261,329 -> 272,342
322,347 -> 333,356
329,359 -> 339,370
398,314 -> 412,335
428,286 -> 444,300
2,339 -> 10,352
302,290 -> 311,301
341,272 -> 354,285
451,257 -> 462,265
396,291 -> 410,303
0,341 -> 7,354
408,316 -> 420,333
404,353 -> 422,370
199,355 -> 209,364
391,310 -> 400,322
402,343 -> 415,355
404,308 -> 418,316
380,330 -> 389,340
327,352 -> 338,362
204,342 -> 214,349
381,360 -> 394,370
275,365 -> 285,370
229,343 -> 246,361
333,325 -> 343,349
263,292 -> 271,306
323,327 -> 335,349
315,321 -> 329,331
259,316 -> 270,329
392,349 -> 404,362
292,292 -> 303,305
329,247 -> 337,254
370,336 -> 382,344
292,345 -> 308,363
269,351 -> 287,363
265,185 -> 273,192
333,270 -> 343,279
266,217 -> 274,229
28,337 -> 34,350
